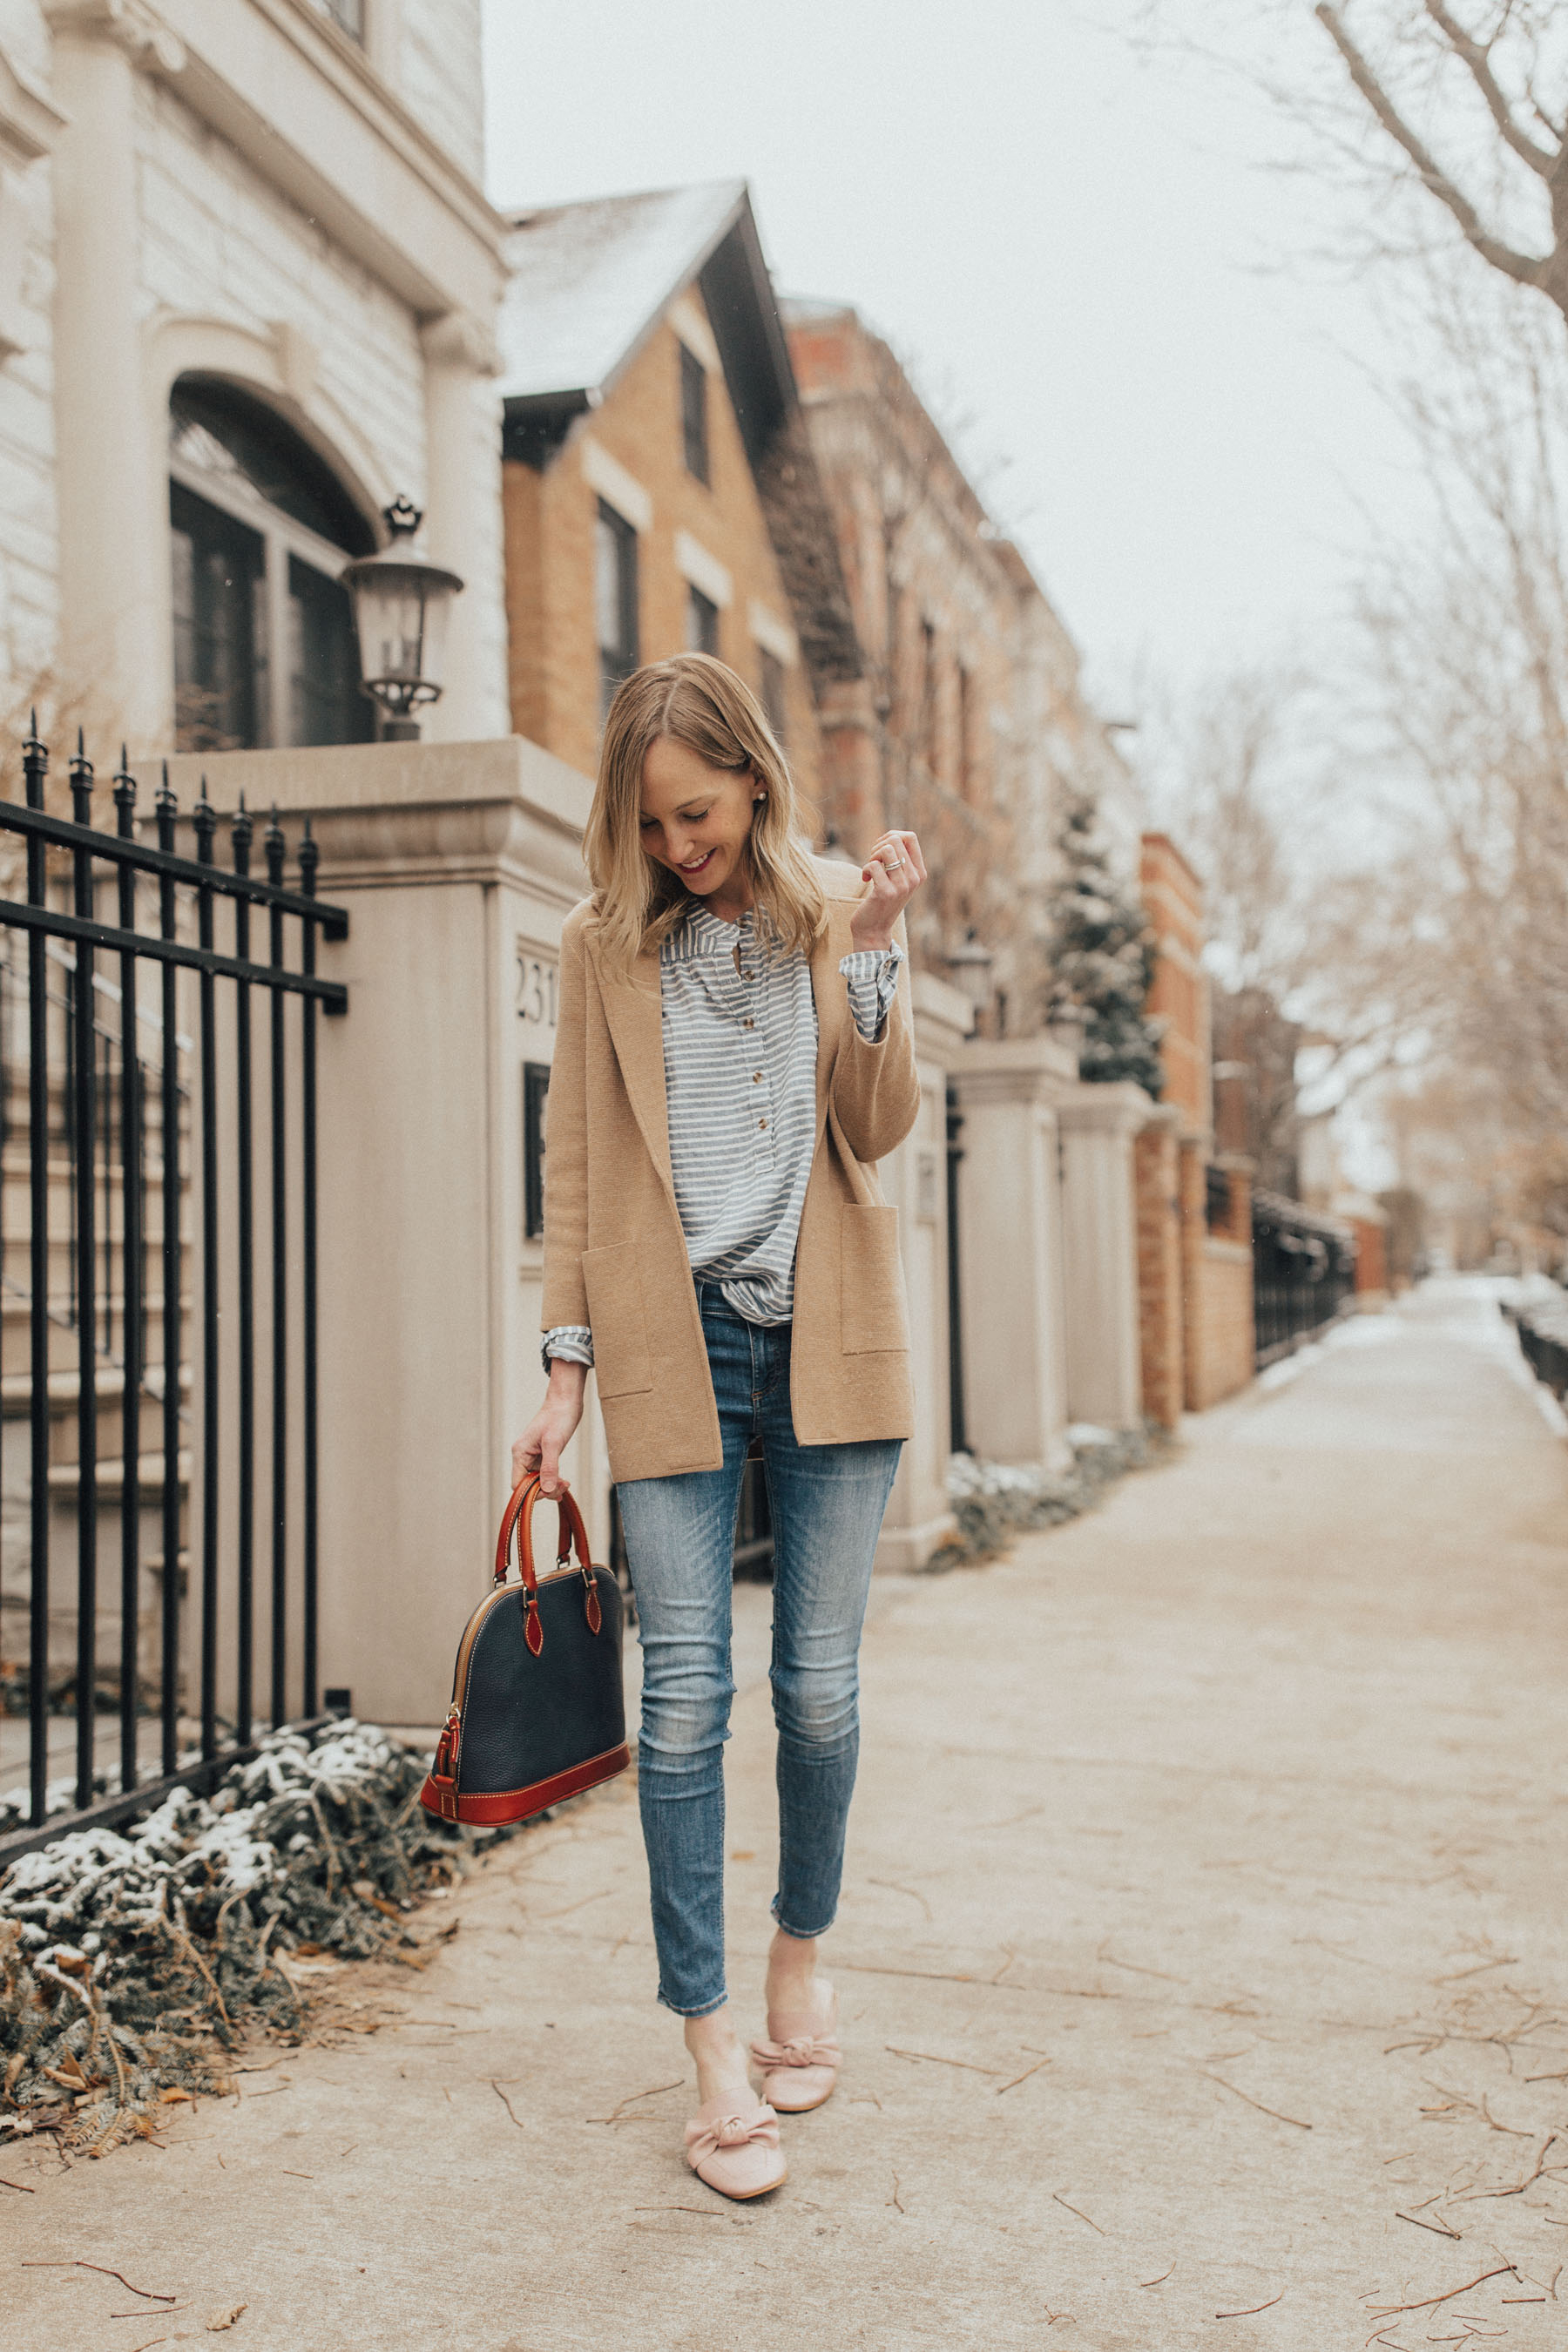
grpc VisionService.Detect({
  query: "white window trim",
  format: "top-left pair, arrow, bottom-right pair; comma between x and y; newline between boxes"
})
674,530 -> 733,612
169,447 -> 361,754
668,294 -> 720,375
580,435 -> 652,535
748,599 -> 797,666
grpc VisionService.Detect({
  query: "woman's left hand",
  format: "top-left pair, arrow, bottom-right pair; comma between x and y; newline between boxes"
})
850,830 -> 927,952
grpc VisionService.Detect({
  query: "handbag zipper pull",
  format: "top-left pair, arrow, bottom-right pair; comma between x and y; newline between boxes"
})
523,1587 -> 544,1657
580,1559 -> 603,1636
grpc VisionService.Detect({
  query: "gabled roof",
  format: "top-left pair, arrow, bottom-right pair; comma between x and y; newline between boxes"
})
497,180 -> 862,689
498,180 -> 749,405
497,179 -> 802,479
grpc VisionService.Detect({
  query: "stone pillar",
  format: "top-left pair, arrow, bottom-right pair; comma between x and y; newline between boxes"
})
872,972 -> 973,1570
950,1037 -> 1077,1470
166,736 -> 596,1727
46,3 -> 177,745
419,312 -> 511,743
1134,1104 -> 1184,1431
1057,1083 -> 1153,1431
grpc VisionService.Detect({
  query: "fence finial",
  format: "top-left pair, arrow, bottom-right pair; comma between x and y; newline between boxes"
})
69,731 -> 93,825
21,716 -> 47,810
155,760 -> 177,855
193,775 -> 216,863
112,746 -> 137,838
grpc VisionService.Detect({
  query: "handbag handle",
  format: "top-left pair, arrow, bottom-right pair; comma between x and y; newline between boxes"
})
493,1476 -> 600,1654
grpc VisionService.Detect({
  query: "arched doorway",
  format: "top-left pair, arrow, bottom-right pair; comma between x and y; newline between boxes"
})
168,378 -> 377,754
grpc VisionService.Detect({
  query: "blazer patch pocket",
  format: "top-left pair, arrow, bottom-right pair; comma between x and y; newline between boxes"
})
582,1244 -> 654,1398
840,1203 -> 909,1355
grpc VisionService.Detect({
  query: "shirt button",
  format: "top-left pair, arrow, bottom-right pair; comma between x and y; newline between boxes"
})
759,1118 -> 767,1131
743,1017 -> 754,1030
753,1071 -> 762,1083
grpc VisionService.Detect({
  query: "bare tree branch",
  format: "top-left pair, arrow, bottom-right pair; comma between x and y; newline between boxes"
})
1314,5 -> 1558,301
1423,1 -> 1557,178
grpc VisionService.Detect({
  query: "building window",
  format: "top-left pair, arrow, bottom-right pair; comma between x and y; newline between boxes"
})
169,377 -> 375,754
310,0 -> 365,39
680,341 -> 709,485
596,500 -> 640,719
170,487 -> 266,757
524,1063 -> 550,1240
957,661 -> 977,801
759,646 -> 787,745
920,618 -> 939,773
686,584 -> 720,657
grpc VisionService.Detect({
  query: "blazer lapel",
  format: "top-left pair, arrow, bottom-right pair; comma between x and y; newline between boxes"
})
591,936 -> 675,1203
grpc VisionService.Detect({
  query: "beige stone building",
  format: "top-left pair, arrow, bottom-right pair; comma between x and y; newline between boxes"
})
0,0 -> 510,757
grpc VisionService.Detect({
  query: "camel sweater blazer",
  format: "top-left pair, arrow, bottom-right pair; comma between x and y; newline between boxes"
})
540,855 -> 922,1484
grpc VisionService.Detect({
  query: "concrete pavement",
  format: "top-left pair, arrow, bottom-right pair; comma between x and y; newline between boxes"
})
5,1279 -> 1568,2349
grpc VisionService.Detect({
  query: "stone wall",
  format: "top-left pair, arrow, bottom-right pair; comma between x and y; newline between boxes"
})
395,0 -> 484,180
0,0 -> 61,717
137,72 -> 429,497
1179,1145 -> 1255,1411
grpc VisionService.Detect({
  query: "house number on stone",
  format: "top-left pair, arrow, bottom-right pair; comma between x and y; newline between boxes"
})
517,956 -> 558,1031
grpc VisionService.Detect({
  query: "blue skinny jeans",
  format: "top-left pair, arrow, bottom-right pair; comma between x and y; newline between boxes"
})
613,1287 -> 902,2017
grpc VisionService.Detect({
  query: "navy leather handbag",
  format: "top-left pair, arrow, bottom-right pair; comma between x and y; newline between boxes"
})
421,1477 -> 628,1827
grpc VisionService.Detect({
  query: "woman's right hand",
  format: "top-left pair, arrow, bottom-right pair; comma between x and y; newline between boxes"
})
511,1361 -> 588,1499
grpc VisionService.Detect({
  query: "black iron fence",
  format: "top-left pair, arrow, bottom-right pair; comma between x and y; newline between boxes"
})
0,724 -> 347,1857
1252,1187 -> 1355,1366
1504,1294 -> 1568,1400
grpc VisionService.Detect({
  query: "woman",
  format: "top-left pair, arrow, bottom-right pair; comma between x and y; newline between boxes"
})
513,652 -> 925,2201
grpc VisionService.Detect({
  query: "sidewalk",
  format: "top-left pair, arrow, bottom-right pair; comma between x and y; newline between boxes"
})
6,1280 -> 1568,2349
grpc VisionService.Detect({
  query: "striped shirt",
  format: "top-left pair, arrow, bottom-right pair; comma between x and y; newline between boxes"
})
544,902 -> 900,1366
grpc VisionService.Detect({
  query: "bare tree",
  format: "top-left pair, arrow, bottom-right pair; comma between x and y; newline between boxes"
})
1313,3 -> 1568,326
1359,273 -> 1568,1132
1135,656 -> 1446,1170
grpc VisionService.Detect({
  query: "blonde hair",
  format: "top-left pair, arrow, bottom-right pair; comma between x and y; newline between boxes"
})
585,652 -> 826,973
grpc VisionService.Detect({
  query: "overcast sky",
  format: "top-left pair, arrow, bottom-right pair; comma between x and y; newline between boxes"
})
480,0 -> 1423,713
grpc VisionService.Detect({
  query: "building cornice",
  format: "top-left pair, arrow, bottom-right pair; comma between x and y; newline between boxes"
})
0,37 -> 69,168
44,0 -> 510,318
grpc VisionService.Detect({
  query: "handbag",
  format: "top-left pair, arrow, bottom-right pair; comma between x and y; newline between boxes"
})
420,1476 -> 629,1828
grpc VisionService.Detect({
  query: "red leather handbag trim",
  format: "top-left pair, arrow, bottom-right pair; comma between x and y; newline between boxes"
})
418,1741 -> 629,1828
494,1476 -> 591,1589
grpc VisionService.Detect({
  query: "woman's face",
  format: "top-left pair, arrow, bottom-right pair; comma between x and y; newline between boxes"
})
639,734 -> 759,905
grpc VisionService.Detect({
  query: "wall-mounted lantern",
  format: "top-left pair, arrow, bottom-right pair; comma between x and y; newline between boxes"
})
341,496 -> 463,742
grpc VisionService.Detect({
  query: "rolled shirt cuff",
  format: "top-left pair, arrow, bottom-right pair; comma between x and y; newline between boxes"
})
839,943 -> 902,1044
542,1324 -> 593,1373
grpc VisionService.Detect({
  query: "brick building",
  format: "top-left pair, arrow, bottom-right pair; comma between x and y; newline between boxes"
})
495,183 -> 860,798
1136,834 -> 1256,1421
783,300 -> 1140,1034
